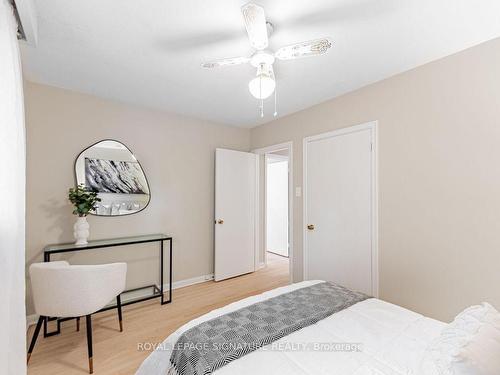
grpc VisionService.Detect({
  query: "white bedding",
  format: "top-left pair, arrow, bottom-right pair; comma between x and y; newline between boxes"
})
136,281 -> 444,375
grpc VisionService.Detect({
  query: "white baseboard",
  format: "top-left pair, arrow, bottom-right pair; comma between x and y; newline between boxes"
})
26,313 -> 38,327
26,273 -> 214,328
165,273 -> 214,290
258,262 -> 266,269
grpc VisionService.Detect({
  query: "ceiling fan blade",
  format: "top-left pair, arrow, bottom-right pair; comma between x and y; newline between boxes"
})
201,56 -> 250,69
274,38 -> 333,61
241,2 -> 268,50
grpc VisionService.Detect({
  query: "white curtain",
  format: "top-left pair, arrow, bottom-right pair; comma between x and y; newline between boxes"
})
0,0 -> 27,374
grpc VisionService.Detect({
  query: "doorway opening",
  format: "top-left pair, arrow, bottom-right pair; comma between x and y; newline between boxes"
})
266,152 -> 289,259
253,142 -> 293,283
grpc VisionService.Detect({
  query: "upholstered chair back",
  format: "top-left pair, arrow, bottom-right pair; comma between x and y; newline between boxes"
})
30,261 -> 127,317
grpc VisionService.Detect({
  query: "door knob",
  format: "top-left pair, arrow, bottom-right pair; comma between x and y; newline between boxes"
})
217,219 -> 224,224
307,224 -> 315,230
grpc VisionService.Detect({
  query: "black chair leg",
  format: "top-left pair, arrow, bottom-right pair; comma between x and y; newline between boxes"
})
27,316 -> 44,364
85,315 -> 93,374
76,317 -> 80,332
116,295 -> 123,332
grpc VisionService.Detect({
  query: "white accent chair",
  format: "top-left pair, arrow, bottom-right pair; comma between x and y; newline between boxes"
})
27,261 -> 127,374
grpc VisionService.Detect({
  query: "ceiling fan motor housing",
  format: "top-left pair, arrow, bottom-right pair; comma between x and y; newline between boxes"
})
250,50 -> 275,67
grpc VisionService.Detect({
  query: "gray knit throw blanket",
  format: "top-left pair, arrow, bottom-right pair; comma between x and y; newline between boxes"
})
168,282 -> 369,375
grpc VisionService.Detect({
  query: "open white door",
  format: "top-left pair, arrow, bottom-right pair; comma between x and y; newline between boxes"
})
215,148 -> 257,281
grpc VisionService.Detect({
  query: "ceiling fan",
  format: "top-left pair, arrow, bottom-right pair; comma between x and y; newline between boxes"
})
202,2 -> 333,116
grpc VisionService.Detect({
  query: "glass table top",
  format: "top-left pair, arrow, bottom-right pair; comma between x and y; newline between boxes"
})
44,233 -> 171,253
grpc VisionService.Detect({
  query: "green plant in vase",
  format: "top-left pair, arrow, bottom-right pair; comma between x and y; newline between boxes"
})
68,184 -> 101,244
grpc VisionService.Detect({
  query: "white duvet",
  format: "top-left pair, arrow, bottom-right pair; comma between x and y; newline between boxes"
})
136,281 -> 444,375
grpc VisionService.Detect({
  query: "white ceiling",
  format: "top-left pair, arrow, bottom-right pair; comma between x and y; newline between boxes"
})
21,0 -> 500,127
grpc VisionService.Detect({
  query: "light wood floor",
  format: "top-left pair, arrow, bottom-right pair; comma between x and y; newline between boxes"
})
27,253 -> 289,375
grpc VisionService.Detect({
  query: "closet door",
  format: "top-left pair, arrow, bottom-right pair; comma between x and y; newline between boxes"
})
214,148 -> 257,281
304,124 -> 376,295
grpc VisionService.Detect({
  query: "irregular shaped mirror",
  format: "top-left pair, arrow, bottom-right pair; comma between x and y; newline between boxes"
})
75,140 -> 150,216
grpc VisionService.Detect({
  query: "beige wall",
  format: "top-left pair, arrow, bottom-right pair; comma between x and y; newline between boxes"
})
250,37 -> 500,322
25,82 -> 250,315
25,37 -> 500,322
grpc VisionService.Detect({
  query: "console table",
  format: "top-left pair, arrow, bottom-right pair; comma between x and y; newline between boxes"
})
42,234 -> 172,337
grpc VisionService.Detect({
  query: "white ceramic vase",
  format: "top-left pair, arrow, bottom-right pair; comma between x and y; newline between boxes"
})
74,216 -> 90,245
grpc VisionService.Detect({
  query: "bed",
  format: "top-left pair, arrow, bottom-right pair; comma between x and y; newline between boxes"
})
136,280 -> 445,375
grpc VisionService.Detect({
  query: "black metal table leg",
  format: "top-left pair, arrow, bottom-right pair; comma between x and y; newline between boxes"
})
161,238 -> 173,305
43,316 -> 61,337
42,251 -> 60,337
169,238 -> 173,303
160,240 -> 164,304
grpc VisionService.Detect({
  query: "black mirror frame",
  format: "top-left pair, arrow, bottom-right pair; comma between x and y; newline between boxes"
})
73,139 -> 151,217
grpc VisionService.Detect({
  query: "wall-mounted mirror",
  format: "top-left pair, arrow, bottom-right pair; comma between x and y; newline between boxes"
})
75,140 -> 150,216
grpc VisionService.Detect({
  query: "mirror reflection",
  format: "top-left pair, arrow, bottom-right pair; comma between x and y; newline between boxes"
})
75,140 -> 150,216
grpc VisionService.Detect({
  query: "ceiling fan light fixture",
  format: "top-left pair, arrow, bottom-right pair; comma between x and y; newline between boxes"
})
248,74 -> 275,99
249,64 -> 275,99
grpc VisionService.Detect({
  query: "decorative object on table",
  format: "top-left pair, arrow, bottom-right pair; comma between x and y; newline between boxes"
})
74,139 -> 151,216
68,184 -> 101,245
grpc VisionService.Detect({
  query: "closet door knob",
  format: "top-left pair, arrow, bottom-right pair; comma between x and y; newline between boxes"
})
217,219 -> 224,224
307,224 -> 315,230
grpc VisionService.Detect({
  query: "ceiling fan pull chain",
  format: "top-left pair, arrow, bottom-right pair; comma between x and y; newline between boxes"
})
274,83 -> 277,117
260,72 -> 264,118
